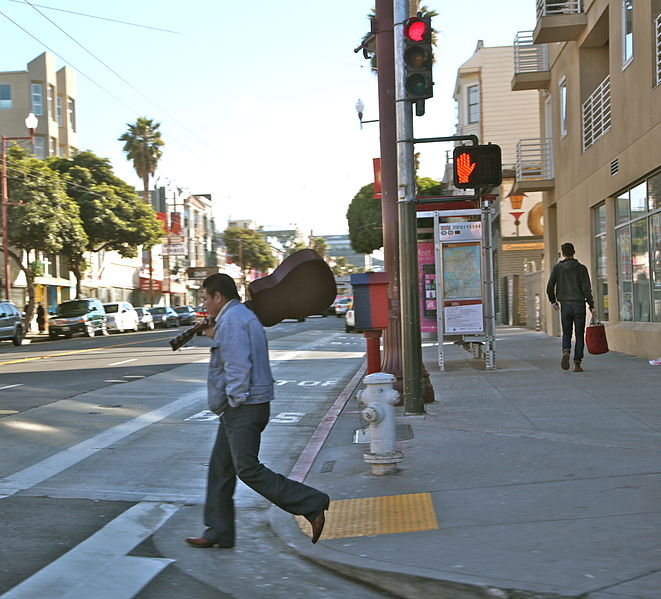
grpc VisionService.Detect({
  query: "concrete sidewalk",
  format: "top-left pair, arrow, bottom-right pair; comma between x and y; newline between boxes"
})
272,326 -> 661,599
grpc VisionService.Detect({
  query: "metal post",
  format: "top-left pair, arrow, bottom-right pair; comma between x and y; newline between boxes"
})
394,0 -> 423,414
482,195 -> 497,369
375,0 -> 403,383
1,136 -> 9,300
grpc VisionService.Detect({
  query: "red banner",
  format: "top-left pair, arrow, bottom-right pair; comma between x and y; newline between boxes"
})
156,212 -> 169,234
170,212 -> 182,235
373,158 -> 382,199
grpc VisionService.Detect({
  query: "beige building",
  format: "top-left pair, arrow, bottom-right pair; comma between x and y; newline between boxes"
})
0,52 -> 78,158
452,42 -> 545,327
511,0 -> 661,358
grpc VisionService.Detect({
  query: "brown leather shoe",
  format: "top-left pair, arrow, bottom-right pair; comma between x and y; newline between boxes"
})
185,537 -> 233,549
561,350 -> 571,370
573,361 -> 583,372
309,511 -> 326,544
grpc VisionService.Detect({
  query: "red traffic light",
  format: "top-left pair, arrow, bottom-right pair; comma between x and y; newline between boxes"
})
404,18 -> 428,42
452,144 -> 503,189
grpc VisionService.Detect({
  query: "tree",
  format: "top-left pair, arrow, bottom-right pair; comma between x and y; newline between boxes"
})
285,241 -> 308,257
331,257 -> 356,277
346,177 -> 447,255
5,147 -> 87,324
48,151 -> 164,297
223,227 -> 276,289
310,237 -> 328,258
118,117 -> 164,303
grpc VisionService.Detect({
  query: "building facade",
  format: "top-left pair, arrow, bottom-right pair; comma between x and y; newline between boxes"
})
511,0 -> 661,358
452,42 -> 545,327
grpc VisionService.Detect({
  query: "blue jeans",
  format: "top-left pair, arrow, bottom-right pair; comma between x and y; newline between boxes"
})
560,302 -> 586,362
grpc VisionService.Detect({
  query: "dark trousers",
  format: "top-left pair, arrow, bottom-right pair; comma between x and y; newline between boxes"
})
203,402 -> 329,545
560,302 -> 586,362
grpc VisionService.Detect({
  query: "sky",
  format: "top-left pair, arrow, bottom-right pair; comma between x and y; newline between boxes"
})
0,0 -> 536,236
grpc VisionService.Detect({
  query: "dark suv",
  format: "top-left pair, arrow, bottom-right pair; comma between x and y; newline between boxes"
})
174,305 -> 196,326
0,301 -> 25,346
49,298 -> 108,339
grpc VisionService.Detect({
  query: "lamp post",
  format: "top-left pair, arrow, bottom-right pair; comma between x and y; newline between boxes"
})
355,98 -> 379,129
2,113 -> 38,300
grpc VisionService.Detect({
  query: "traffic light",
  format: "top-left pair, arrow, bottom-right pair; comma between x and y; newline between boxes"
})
403,15 -> 433,114
452,144 -> 503,189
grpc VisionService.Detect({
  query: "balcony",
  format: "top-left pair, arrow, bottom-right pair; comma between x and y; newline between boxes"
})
656,11 -> 661,87
514,138 -> 555,193
582,75 -> 611,151
533,0 -> 587,44
512,31 -> 551,91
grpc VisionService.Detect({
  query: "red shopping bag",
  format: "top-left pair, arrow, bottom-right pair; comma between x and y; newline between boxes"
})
585,315 -> 609,355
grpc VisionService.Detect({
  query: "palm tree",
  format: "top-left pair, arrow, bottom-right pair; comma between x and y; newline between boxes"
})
119,117 -> 164,304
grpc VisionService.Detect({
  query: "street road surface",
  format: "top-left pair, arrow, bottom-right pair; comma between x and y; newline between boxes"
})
0,318 -> 391,598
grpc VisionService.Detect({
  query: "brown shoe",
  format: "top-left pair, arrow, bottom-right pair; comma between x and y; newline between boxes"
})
309,511 -> 326,544
573,361 -> 583,372
185,537 -> 233,549
561,350 -> 571,370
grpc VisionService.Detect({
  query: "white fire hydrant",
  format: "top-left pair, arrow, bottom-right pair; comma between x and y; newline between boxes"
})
356,372 -> 403,475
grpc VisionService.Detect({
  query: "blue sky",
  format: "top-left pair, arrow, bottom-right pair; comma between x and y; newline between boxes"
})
0,0 -> 536,235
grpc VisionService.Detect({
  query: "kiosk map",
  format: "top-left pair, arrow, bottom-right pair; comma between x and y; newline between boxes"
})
443,244 -> 481,299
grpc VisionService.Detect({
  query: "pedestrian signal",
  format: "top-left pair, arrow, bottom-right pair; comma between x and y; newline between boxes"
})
452,144 -> 502,189
403,15 -> 433,113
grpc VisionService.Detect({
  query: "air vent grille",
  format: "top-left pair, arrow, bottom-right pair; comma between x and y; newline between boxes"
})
610,158 -> 619,176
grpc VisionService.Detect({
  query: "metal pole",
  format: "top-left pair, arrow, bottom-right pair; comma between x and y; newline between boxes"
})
394,0 -> 423,414
375,0 -> 403,383
1,136 -> 9,300
482,195 -> 497,369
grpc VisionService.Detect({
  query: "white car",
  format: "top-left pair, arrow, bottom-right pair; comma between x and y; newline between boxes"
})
103,302 -> 139,333
335,298 -> 352,318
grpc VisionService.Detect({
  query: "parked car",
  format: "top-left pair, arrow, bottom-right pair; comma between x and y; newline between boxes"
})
334,297 -> 353,318
194,303 -> 209,334
148,306 -> 180,328
345,307 -> 356,333
103,302 -> 139,333
0,301 -> 25,346
49,298 -> 107,339
174,305 -> 196,326
135,307 -> 155,331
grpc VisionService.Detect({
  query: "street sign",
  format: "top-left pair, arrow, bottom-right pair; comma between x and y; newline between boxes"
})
452,144 -> 502,189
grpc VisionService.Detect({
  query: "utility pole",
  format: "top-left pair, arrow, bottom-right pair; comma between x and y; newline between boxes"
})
394,0 -> 424,414
375,0 -> 403,383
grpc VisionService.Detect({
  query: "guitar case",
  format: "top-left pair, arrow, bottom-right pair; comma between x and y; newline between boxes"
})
247,249 -> 337,327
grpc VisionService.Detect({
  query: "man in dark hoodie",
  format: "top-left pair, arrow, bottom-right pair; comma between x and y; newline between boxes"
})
546,242 -> 595,372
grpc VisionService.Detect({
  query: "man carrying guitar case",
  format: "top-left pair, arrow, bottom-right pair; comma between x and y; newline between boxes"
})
546,242 -> 595,372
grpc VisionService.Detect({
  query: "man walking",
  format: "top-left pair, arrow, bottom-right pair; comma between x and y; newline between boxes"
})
186,273 -> 329,549
546,242 -> 595,372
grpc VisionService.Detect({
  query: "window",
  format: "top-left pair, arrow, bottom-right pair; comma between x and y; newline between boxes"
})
0,84 -> 11,109
31,83 -> 43,116
49,137 -> 56,156
614,171 -> 661,322
593,203 -> 609,320
32,136 -> 45,159
622,0 -> 634,66
559,78 -> 568,137
48,84 -> 55,119
67,97 -> 76,132
56,96 -> 63,126
467,85 -> 479,124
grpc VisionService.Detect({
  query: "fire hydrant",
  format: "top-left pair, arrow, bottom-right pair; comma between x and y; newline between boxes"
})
356,372 -> 402,475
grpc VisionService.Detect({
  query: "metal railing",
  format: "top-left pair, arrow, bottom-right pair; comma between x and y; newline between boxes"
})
536,0 -> 582,18
655,13 -> 661,85
582,74 -> 611,151
513,31 -> 549,73
516,138 -> 554,181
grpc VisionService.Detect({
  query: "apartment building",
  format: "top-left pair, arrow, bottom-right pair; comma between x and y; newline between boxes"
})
452,42 -> 545,327
0,52 -> 77,158
511,0 -> 661,358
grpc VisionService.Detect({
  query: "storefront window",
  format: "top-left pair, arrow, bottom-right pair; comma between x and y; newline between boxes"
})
649,172 -> 661,212
651,213 -> 661,322
630,182 -> 647,220
593,203 -> 609,320
616,191 -> 630,224
631,220 -> 651,322
616,227 -> 633,321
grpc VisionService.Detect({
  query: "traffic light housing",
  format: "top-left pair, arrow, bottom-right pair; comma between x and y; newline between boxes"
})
403,15 -> 433,112
452,144 -> 503,189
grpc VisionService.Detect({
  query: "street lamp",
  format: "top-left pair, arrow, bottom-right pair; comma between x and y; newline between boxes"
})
355,98 -> 378,129
2,113 -> 38,300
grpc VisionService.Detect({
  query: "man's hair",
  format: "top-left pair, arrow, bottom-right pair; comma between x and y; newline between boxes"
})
561,242 -> 575,257
202,273 -> 240,300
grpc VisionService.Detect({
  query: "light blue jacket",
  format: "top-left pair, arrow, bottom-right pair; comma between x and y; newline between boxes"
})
207,299 -> 274,414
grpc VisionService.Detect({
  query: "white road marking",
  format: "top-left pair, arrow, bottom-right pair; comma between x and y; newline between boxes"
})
185,409 -> 218,422
0,384 -> 23,391
2,501 -> 178,599
270,412 -> 305,424
108,358 -> 138,366
0,388 -> 205,497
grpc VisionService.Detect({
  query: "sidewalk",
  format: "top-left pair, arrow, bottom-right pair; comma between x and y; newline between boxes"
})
271,326 -> 661,599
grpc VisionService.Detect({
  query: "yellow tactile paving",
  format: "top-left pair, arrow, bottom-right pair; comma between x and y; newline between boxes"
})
295,492 -> 439,541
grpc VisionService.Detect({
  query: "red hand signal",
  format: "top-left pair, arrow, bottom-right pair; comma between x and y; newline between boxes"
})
455,152 -> 476,184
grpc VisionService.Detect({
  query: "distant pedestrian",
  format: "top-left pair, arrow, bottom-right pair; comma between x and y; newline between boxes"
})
185,273 -> 329,549
546,242 -> 595,372
36,304 -> 46,333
